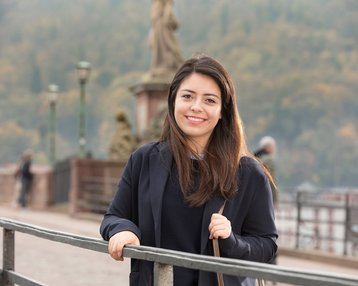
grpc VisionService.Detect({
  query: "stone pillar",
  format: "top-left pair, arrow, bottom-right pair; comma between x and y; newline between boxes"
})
130,82 -> 170,139
69,159 -> 80,215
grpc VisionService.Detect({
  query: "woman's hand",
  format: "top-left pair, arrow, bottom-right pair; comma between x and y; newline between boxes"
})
209,213 -> 232,239
108,231 -> 140,261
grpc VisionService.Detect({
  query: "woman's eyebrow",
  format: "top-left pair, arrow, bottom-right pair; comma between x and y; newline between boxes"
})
180,88 -> 195,93
204,93 -> 220,99
180,89 -> 220,98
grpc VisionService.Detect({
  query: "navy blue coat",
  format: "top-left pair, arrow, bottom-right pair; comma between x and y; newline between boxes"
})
100,142 -> 278,286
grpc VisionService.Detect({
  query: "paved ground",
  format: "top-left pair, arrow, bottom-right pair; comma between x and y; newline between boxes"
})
1,204 -> 357,285
0,204 -> 130,286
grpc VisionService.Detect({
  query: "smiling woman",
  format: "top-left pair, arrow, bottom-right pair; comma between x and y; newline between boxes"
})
100,55 -> 278,286
174,73 -> 222,154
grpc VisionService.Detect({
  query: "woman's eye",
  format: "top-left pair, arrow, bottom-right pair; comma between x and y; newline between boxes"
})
206,98 -> 216,104
181,94 -> 191,99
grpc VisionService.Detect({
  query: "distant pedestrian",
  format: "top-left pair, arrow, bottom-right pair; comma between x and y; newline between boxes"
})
254,136 -> 278,208
100,56 -> 277,285
16,149 -> 33,208
12,156 -> 23,208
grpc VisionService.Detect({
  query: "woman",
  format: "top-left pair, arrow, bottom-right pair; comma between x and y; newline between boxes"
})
100,56 -> 278,285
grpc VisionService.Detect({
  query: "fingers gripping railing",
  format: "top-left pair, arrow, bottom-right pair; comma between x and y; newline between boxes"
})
1,218 -> 358,286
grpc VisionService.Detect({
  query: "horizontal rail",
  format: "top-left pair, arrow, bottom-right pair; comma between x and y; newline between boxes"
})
124,246 -> 358,286
0,218 -> 107,253
3,270 -> 44,286
81,176 -> 119,184
299,203 -> 347,209
297,219 -> 345,224
1,218 -> 358,286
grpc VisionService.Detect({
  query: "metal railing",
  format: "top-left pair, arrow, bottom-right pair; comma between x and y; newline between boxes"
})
1,218 -> 358,286
276,191 -> 358,255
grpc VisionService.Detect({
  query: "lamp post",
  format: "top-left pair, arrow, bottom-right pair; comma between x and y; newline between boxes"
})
76,61 -> 91,158
48,84 -> 59,166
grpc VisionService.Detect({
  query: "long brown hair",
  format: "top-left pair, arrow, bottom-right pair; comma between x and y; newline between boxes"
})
160,55 -> 249,206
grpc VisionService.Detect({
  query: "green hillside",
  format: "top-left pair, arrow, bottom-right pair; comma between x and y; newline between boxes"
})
0,0 -> 357,188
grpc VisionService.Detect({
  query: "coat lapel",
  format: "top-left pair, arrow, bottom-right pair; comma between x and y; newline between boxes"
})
149,143 -> 172,247
148,142 -> 226,252
200,195 -> 226,253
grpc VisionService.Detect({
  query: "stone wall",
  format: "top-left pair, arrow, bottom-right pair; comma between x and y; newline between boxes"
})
69,159 -> 126,215
0,159 -> 126,215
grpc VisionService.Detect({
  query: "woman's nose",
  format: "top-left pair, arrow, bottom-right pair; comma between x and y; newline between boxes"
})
190,99 -> 203,112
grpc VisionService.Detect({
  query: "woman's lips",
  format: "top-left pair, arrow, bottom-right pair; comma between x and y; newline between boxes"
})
186,116 -> 205,123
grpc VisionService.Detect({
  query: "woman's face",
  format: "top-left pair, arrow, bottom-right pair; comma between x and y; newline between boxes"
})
174,72 -> 222,153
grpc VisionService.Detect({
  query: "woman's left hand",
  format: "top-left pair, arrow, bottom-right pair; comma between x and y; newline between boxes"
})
209,213 -> 232,239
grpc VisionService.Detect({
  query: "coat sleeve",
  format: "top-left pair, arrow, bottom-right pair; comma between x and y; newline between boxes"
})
219,159 -> 278,263
100,154 -> 141,241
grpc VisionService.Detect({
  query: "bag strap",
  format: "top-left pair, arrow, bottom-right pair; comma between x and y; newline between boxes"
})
212,202 -> 266,286
212,202 -> 226,286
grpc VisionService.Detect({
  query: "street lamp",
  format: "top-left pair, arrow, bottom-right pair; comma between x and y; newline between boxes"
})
76,61 -> 91,158
48,84 -> 59,166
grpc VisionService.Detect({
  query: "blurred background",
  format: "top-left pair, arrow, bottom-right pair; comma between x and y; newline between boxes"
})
0,0 -> 357,189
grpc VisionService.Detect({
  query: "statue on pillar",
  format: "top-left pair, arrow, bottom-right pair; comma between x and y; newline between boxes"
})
131,0 -> 184,139
145,0 -> 183,82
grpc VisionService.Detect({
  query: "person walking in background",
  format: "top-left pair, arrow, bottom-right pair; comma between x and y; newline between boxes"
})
12,153 -> 24,207
16,149 -> 33,208
254,136 -> 278,209
100,55 -> 277,285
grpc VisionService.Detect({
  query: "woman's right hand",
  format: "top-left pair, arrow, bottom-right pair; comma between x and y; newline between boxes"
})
108,231 -> 140,261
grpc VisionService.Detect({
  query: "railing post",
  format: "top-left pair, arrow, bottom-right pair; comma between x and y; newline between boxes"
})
2,228 -> 15,286
153,262 -> 173,286
343,193 -> 349,255
295,191 -> 302,249
327,207 -> 334,253
313,207 -> 320,250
